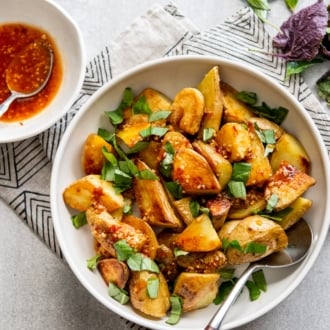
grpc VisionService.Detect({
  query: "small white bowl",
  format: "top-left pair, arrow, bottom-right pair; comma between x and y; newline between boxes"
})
0,0 -> 85,143
51,55 -> 330,330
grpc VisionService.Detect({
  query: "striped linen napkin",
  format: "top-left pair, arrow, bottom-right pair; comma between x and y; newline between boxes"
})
0,3 -> 329,329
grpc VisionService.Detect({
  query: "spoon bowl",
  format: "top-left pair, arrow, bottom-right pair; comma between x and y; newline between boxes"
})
0,40 -> 54,117
205,219 -> 313,330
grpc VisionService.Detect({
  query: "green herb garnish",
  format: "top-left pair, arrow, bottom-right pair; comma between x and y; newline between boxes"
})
166,295 -> 183,325
147,278 -> 160,299
108,282 -> 130,304
71,212 -> 87,228
86,255 -> 102,270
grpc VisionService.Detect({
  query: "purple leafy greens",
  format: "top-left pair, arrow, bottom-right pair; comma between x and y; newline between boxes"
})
320,5 -> 330,59
273,0 -> 328,61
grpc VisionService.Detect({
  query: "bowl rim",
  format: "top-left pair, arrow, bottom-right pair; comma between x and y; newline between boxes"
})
51,54 -> 330,330
0,0 -> 86,143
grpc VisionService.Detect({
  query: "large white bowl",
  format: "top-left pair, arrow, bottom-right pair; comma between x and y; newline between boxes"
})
0,0 -> 85,143
51,55 -> 330,330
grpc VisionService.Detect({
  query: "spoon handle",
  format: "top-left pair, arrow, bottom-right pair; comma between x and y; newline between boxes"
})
204,264 -> 260,330
0,93 -> 18,117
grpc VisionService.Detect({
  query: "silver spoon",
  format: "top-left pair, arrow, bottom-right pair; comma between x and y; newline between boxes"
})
0,40 -> 54,117
205,219 -> 313,330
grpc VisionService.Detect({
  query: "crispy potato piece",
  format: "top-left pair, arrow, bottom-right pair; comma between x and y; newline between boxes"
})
173,272 -> 220,312
206,197 -> 231,230
116,122 -> 150,148
138,140 -> 162,170
86,204 -> 147,256
221,82 -> 255,123
173,197 -> 195,226
197,66 -> 223,135
175,214 -> 222,252
139,88 -> 172,112
98,258 -> 129,289
193,140 -> 232,189
81,133 -> 114,175
215,122 -> 251,162
134,159 -> 183,230
279,197 -> 312,230
161,131 -> 192,152
122,214 -> 159,259
169,87 -> 204,135
172,148 -> 220,195
219,215 -> 288,265
129,270 -> 170,318
63,174 -> 124,213
270,133 -> 311,173
155,244 -> 179,282
228,188 -> 267,219
176,251 -> 227,273
264,161 -> 315,211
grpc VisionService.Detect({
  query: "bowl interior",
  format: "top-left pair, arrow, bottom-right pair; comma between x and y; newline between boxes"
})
51,56 -> 330,330
0,0 -> 85,143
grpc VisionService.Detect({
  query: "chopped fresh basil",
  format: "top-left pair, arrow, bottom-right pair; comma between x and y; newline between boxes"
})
189,199 -> 200,217
165,181 -> 183,200
265,194 -> 278,213
219,268 -> 235,280
123,204 -> 132,215
139,126 -> 168,138
244,242 -> 267,254
166,295 -> 183,325
203,127 -> 215,142
231,162 -> 251,183
132,95 -> 152,115
222,238 -> 243,253
86,255 -> 102,270
228,180 -> 247,199
71,212 -> 87,229
213,278 -> 238,305
246,280 -> 261,301
173,248 -> 189,257
147,278 -> 160,299
126,141 -> 150,154
159,142 -> 175,178
108,282 -> 130,304
137,169 -> 159,180
98,128 -> 114,142
252,102 -> 289,125
258,207 -> 293,221
252,269 -> 267,292
114,240 -> 135,261
235,90 -> 258,105
149,110 -> 171,122
127,252 -> 160,273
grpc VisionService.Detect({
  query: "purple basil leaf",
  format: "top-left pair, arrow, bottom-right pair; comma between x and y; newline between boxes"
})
273,0 -> 328,61
320,5 -> 330,59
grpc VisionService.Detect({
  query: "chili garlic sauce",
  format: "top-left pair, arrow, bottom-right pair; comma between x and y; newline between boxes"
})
0,23 -> 62,122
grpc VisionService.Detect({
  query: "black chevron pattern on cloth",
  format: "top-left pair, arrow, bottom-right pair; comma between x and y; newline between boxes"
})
182,7 -> 330,155
9,191 -> 62,257
0,137 -> 49,188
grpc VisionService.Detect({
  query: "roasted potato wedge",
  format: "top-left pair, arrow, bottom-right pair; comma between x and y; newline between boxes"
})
138,88 -> 172,112
219,215 -> 288,265
173,197 -> 195,226
86,204 -> 147,256
175,214 -> 222,252
197,65 -> 223,135
248,117 -> 284,140
264,161 -> 315,211
98,258 -> 129,289
81,133 -> 114,175
270,132 -> 311,173
129,270 -> 170,318
116,122 -> 150,148
215,122 -> 251,162
122,214 -> 159,259
161,131 -> 192,152
221,82 -> 255,123
169,87 -> 204,135
63,174 -> 124,213
193,140 -> 232,189
206,196 -> 231,230
172,148 -> 220,195
134,159 -> 183,230
173,272 -> 220,312
138,140 -> 162,170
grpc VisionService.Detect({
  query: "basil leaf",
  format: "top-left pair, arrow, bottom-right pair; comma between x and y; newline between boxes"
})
285,0 -> 299,12
231,162 -> 251,183
219,268 -> 235,280
98,128 -> 114,142
108,282 -> 130,304
214,278 -> 238,305
139,126 -> 168,138
159,142 -> 175,178
166,295 -> 183,325
316,70 -> 330,104
235,91 -> 258,105
203,128 -> 215,142
222,238 -> 243,253
189,199 -> 200,217
165,181 -> 183,200
149,110 -> 171,122
114,240 -> 135,261
118,159 -> 138,176
141,255 -> 160,273
71,212 -> 87,229
126,141 -> 149,154
252,269 -> 267,292
244,242 -> 267,254
265,194 -> 278,213
173,248 -> 189,257
147,278 -> 160,299
228,180 -> 246,199
137,169 -> 159,180
86,255 -> 101,270
252,102 -> 289,125
246,280 -> 261,301
127,253 -> 160,273
286,59 -> 323,77
133,95 -> 152,115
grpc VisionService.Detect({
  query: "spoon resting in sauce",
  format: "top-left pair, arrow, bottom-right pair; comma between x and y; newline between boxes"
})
0,40 -> 54,117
